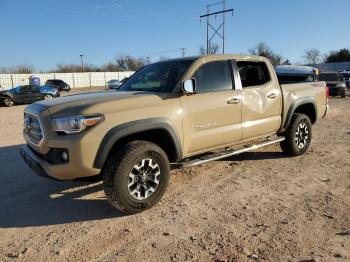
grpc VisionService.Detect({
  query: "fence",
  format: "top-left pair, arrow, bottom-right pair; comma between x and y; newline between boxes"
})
0,71 -> 135,89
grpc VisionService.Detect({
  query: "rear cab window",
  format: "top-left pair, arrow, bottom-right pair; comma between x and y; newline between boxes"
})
237,61 -> 271,88
193,61 -> 234,93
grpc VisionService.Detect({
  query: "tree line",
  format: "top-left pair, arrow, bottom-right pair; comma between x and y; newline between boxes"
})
1,44 -> 350,74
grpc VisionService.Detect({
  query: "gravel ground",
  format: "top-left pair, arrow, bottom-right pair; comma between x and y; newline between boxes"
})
0,92 -> 349,262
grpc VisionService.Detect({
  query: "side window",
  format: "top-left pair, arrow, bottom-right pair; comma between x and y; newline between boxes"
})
30,85 -> 40,91
237,61 -> 271,88
193,61 -> 233,93
20,85 -> 30,93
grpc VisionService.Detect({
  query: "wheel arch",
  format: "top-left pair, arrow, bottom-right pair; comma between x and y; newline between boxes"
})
93,118 -> 183,169
282,98 -> 317,131
1,94 -> 14,105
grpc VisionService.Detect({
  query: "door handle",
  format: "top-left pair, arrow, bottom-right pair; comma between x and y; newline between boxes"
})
267,93 -> 278,99
227,97 -> 241,104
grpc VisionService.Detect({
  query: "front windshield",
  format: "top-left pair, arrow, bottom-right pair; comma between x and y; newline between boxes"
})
119,60 -> 193,93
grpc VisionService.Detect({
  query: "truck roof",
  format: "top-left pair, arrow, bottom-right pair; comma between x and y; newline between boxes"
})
161,54 -> 268,63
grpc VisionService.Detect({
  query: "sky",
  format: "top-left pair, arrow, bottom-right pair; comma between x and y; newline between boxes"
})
1,0 -> 349,71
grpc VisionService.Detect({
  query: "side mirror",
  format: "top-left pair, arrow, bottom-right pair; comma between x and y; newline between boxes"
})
183,79 -> 196,95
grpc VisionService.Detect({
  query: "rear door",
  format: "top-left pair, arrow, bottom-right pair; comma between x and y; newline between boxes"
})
180,60 -> 242,155
236,61 -> 282,140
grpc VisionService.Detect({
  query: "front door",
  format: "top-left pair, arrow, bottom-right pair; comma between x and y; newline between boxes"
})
236,61 -> 282,140
29,85 -> 42,101
14,85 -> 31,103
180,60 -> 242,156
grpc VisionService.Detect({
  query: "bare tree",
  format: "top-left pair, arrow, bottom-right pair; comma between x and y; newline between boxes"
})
0,64 -> 35,74
303,48 -> 322,67
100,62 -> 121,72
52,63 -> 98,73
199,43 -> 220,55
249,42 -> 282,66
115,55 -> 149,71
159,56 -> 171,61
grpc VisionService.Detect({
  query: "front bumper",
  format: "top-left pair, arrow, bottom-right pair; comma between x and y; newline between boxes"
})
328,87 -> 345,96
20,144 -> 99,180
20,145 -> 59,180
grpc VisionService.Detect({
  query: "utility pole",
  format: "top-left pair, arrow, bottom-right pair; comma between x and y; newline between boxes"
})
180,48 -> 187,57
200,1 -> 234,54
80,54 -> 84,72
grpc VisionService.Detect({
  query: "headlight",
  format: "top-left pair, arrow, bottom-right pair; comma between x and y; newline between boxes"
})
52,115 -> 103,134
336,83 -> 346,88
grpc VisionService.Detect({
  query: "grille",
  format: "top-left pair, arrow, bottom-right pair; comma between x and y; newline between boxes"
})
23,112 -> 43,146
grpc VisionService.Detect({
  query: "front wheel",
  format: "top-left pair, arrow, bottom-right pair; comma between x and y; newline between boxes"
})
3,96 -> 14,107
102,140 -> 170,214
280,113 -> 312,156
44,94 -> 53,100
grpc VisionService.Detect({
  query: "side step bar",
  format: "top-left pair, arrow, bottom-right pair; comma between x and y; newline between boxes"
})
180,137 -> 285,168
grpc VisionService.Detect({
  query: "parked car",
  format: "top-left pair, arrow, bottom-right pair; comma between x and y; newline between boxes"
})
45,79 -> 71,92
275,65 -> 318,84
0,85 -> 60,107
340,71 -> 350,88
20,55 -> 328,214
107,78 -> 128,90
318,72 -> 348,98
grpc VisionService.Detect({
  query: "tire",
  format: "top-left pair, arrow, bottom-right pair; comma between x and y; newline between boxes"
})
341,91 -> 346,98
44,94 -> 53,100
3,96 -> 14,107
280,113 -> 312,156
102,140 -> 170,214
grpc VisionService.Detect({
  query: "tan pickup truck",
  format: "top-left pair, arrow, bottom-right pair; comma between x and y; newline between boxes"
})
20,54 -> 328,214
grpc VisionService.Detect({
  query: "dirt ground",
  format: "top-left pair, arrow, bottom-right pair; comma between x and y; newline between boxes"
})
0,91 -> 349,262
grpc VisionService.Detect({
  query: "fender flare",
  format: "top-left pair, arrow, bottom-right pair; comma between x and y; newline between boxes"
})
93,118 -> 183,169
282,97 -> 317,130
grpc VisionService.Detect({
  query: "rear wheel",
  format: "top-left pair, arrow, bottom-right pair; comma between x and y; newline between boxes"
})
44,94 -> 53,100
280,113 -> 312,156
3,97 -> 14,107
102,140 -> 170,214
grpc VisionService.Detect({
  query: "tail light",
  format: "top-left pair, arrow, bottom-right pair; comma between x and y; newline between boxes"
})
325,86 -> 329,103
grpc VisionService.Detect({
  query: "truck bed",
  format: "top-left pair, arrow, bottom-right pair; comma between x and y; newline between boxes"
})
280,81 -> 328,131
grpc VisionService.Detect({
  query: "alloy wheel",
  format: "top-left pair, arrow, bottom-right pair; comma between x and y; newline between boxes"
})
4,97 -> 13,107
128,158 -> 161,200
295,122 -> 309,148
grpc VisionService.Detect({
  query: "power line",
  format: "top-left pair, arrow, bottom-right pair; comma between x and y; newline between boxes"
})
200,1 -> 234,54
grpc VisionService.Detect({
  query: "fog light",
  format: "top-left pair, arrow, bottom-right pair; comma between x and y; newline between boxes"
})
62,151 -> 69,162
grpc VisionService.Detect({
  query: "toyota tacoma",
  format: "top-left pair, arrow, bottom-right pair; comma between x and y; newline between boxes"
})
20,55 -> 328,214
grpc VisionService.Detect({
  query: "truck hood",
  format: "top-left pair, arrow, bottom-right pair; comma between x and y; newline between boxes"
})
33,90 -> 170,117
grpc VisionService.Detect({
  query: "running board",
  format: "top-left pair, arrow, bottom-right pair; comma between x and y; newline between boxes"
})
180,137 -> 285,168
